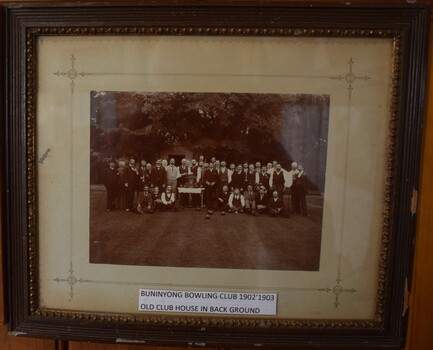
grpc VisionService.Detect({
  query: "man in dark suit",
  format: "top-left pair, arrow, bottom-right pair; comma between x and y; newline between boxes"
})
203,162 -> 219,213
242,162 -> 249,190
102,160 -> 120,212
123,157 -> 140,212
138,159 -> 147,192
269,163 -> 287,198
230,164 -> 245,192
293,165 -> 309,216
256,185 -> 269,214
189,159 -> 201,209
151,159 -> 167,190
258,165 -> 270,191
190,159 -> 199,181
152,186 -> 163,212
218,161 -> 230,192
137,186 -> 153,214
217,184 -> 230,212
177,158 -> 190,208
245,163 -> 256,188
144,163 -> 153,188
268,190 -> 286,217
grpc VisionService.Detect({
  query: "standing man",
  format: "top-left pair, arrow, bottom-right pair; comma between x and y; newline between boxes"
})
190,159 -> 201,209
287,161 -> 299,212
269,163 -> 290,198
214,160 -> 221,174
242,162 -> 249,190
231,164 -> 245,192
138,159 -> 147,192
227,163 -> 236,188
190,159 -> 199,182
102,159 -> 120,212
161,158 -> 168,170
293,165 -> 309,216
117,159 -> 127,209
166,158 -> 179,192
151,159 -> 167,190
246,163 -> 257,187
218,161 -> 230,192
258,165 -> 270,191
177,158 -> 190,208
144,163 -> 153,188
266,162 -> 273,175
203,162 -> 219,213
123,157 -> 140,212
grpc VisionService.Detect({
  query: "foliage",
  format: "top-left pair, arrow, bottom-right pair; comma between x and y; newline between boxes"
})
90,91 -> 329,191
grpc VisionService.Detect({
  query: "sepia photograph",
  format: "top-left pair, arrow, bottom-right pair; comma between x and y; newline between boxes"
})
89,91 -> 330,271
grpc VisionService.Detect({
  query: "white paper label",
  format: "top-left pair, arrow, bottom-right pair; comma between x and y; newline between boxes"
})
138,289 -> 277,315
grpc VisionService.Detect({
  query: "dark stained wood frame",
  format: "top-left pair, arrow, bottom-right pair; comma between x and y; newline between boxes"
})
1,2 -> 429,348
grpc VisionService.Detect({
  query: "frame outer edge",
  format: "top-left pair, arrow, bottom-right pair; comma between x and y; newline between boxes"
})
397,5 -> 430,349
0,1 -> 7,327
1,3 -> 431,349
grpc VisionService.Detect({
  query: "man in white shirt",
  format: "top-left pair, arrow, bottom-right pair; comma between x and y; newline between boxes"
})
166,158 -> 179,192
228,188 -> 245,213
161,185 -> 176,211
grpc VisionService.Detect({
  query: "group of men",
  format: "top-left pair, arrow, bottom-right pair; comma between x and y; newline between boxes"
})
101,155 -> 309,217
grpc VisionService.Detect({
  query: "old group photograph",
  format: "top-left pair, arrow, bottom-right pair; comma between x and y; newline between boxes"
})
89,91 -> 329,271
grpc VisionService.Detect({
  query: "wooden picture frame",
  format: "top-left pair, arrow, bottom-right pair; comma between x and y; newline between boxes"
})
1,2 -> 429,348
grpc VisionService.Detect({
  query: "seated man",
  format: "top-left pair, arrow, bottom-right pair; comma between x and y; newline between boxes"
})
217,185 -> 230,212
256,185 -> 269,214
228,187 -> 245,213
137,186 -> 153,214
161,185 -> 176,211
268,190 -> 286,217
243,184 -> 257,215
152,186 -> 163,212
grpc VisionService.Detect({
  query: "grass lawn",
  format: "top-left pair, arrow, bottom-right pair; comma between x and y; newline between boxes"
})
89,186 -> 323,271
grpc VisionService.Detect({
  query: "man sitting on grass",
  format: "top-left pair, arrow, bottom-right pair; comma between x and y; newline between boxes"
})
152,186 -> 163,212
244,184 -> 258,216
268,190 -> 286,217
217,185 -> 230,212
256,185 -> 269,214
137,186 -> 153,214
228,187 -> 245,213
161,185 -> 176,211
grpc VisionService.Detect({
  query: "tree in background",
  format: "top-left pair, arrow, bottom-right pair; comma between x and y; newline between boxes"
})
90,91 -> 329,192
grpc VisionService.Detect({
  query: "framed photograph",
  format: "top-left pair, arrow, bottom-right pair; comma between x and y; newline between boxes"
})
2,2 -> 429,348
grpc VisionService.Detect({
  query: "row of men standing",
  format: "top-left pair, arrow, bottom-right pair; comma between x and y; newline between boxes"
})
101,157 -> 309,215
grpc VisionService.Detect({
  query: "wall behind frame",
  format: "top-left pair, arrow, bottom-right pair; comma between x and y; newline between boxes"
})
0,0 -> 432,349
